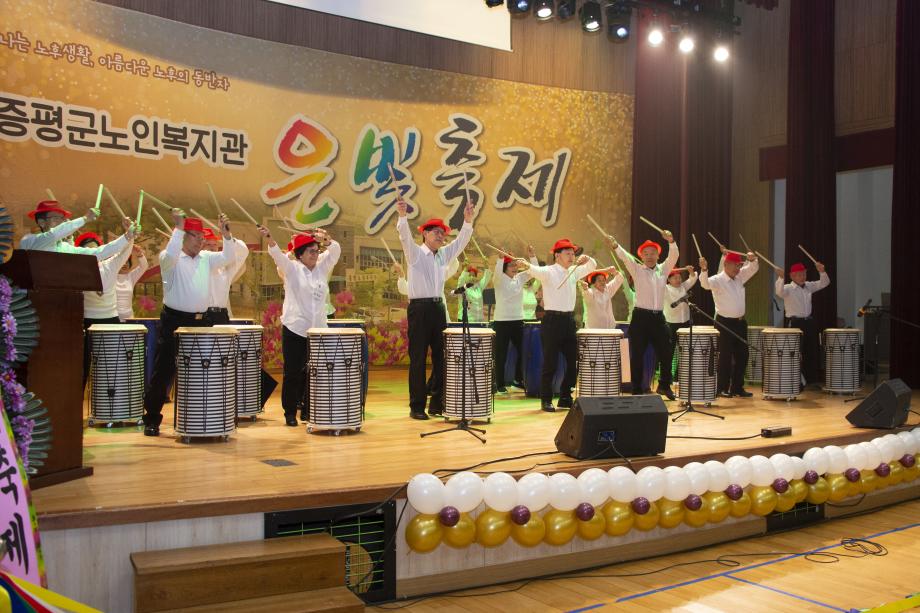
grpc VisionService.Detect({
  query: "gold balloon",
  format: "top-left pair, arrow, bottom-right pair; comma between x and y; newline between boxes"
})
703,492 -> 731,523
805,477 -> 830,504
577,512 -> 606,541
633,501 -> 660,531
543,509 -> 578,546
683,504 -> 709,528
859,470 -> 878,494
511,514 -> 546,548
657,498 -> 685,529
475,509 -> 511,548
749,486 -> 778,516
903,461 -> 920,483
405,514 -> 443,553
826,473 -> 849,502
790,479 -> 808,503
442,512 -> 476,548
602,501 -> 635,536
729,492 -> 752,518
773,488 -> 797,513
888,461 -> 904,486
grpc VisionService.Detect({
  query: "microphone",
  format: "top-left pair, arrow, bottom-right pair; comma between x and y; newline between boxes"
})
857,298 -> 872,318
452,282 -> 475,295
670,295 -> 689,309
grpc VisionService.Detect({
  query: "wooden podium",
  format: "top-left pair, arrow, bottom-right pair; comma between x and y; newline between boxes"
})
0,249 -> 102,489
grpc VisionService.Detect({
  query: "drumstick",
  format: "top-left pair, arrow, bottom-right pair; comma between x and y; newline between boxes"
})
45,188 -> 56,201
135,190 -> 144,229
230,198 -> 260,226
707,231 -> 725,250
739,233 -> 752,253
151,207 -> 173,232
154,228 -> 172,239
556,266 -> 577,289
144,190 -> 174,211
485,243 -> 518,260
692,233 -> 703,257
206,182 -> 223,216
471,236 -> 487,260
639,215 -> 665,235
461,168 -> 472,204
380,237 -> 398,264
104,187 -> 128,220
93,183 -> 104,211
586,213 -> 612,239
798,244 -> 820,266
754,250 -> 781,271
189,208 -> 219,231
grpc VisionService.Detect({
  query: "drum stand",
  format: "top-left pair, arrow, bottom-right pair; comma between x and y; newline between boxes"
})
420,292 -> 487,444
669,298 -> 724,422
862,306 -> 920,389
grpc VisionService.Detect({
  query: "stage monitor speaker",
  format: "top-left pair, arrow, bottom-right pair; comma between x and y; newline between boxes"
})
845,378 -> 911,429
554,395 -> 668,459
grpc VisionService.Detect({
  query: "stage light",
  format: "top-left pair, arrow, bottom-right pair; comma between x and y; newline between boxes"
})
557,0 -> 576,20
534,0 -> 554,20
507,0 -> 531,14
485,0 -> 504,7
606,3 -> 631,41
679,35 -> 695,53
713,45 -> 729,62
580,1 -> 602,32
647,27 -> 663,46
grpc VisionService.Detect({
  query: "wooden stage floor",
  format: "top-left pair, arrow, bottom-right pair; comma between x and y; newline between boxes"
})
34,368 -> 919,530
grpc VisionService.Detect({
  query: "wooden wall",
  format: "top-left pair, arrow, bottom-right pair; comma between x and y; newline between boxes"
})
95,0 -> 636,94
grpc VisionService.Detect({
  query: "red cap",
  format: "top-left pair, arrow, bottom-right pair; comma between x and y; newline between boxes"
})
586,271 -> 608,284
202,228 -> 220,241
418,218 -> 450,234
724,252 -> 743,264
27,200 -> 72,220
668,267 -> 683,277
289,233 -> 318,252
637,240 -> 662,257
552,238 -> 577,253
183,218 -> 205,234
502,256 -> 514,264
467,266 -> 479,274
790,262 -> 806,273
75,232 -> 102,247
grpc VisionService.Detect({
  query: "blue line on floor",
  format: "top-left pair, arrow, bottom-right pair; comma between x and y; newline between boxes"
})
726,575 -> 847,611
566,604 -> 606,613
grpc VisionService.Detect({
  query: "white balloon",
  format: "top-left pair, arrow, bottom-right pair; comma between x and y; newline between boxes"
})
875,437 -> 897,463
516,473 -> 550,512
860,441 -> 882,469
483,472 -> 518,512
407,473 -> 445,515
635,466 -> 666,501
444,471 -> 484,513
704,460 -> 731,492
885,434 -> 906,460
912,428 -> 920,451
748,455 -> 776,487
823,446 -> 848,474
789,456 -> 807,480
802,447 -> 830,475
724,455 -> 753,488
549,472 -> 581,511
577,468 -> 611,507
607,466 -> 638,503
769,454 -> 795,481
663,466 -> 691,501
844,444 -> 868,471
683,462 -> 710,496
897,431 -> 916,455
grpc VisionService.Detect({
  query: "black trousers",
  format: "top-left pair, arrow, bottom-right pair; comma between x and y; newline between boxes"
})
210,308 -> 277,408
629,308 -> 673,394
786,316 -> 820,384
143,307 -> 213,427
281,326 -> 310,419
540,311 -> 577,402
407,300 -> 447,414
716,315 -> 748,393
667,321 -> 690,382
83,316 -> 122,388
493,319 -> 524,388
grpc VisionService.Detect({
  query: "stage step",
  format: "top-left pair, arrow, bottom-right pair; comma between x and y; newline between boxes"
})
131,534 -> 357,613
166,586 -> 364,613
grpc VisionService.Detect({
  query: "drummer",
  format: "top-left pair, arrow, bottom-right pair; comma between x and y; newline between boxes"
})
204,227 -> 250,325
21,199 -> 131,259
699,251 -> 759,398
775,261 -> 830,386
260,226 -> 340,427
116,245 -> 149,321
492,246 -> 539,393
454,264 -> 491,323
579,268 -> 622,329
142,211 -> 237,437
664,266 -> 698,382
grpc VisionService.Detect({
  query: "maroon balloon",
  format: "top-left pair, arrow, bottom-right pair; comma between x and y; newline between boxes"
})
724,484 -> 743,501
510,505 -> 531,526
438,506 -> 460,527
803,470 -> 819,485
575,502 -> 595,522
875,462 -> 891,478
844,467 -> 861,483
772,478 -> 789,494
684,494 -> 702,511
631,497 -> 651,515
900,454 -> 916,468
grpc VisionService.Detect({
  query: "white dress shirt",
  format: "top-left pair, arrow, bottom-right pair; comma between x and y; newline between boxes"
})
700,259 -> 759,318
581,274 -> 624,329
268,241 -> 341,337
493,257 -> 540,321
396,216 -> 473,300
455,268 -> 492,323
615,242 -> 679,312
84,240 -> 135,319
20,216 -> 129,260
775,272 -> 830,318
527,257 -> 597,312
522,281 -> 540,320
208,238 -> 250,310
398,258 -> 459,321
159,229 -> 237,313
664,272 -> 698,323
116,253 -> 149,321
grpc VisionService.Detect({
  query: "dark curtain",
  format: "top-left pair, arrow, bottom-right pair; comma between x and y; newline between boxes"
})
890,0 -> 920,386
784,0 -> 836,332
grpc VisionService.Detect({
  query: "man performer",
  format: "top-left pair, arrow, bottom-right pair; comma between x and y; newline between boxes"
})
664,266 -> 698,382
775,261 -> 830,386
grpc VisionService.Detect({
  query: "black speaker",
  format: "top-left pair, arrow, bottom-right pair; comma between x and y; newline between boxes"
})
554,395 -> 668,459
845,378 -> 911,429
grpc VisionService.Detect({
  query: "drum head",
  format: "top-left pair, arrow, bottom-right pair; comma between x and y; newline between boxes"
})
577,328 -> 624,337
677,326 -> 718,335
175,326 -> 239,336
88,324 -> 147,333
444,328 -> 495,336
762,327 -> 802,335
308,327 -> 364,336
214,324 -> 264,331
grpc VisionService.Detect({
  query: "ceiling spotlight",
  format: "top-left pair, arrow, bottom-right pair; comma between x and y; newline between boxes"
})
606,3 -> 631,41
507,0 -> 531,14
647,27 -> 663,46
533,0 -> 554,20
713,45 -> 729,62
579,0 -> 602,32
485,0 -> 504,6
679,35 -> 695,53
557,0 -> 576,19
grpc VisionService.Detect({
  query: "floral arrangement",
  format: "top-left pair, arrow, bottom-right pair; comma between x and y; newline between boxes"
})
260,301 -> 284,370
366,318 -> 409,366
0,276 -> 37,468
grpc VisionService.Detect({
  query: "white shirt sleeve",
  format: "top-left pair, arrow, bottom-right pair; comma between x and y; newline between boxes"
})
205,237 -> 237,269
441,222 -> 474,264
316,239 -> 342,278
396,216 -> 420,265
615,245 -> 639,277
268,243 -> 297,277
683,272 -> 698,291
806,271 -> 830,292
662,241 -> 679,275
19,217 -> 86,251
605,273 -> 624,297
738,258 -> 759,284
159,229 -> 185,276
128,253 -> 150,285
775,277 -> 789,298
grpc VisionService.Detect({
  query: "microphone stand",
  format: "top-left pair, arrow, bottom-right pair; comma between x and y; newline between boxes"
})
668,295 -> 724,421
861,305 -> 920,388
421,288 -> 487,443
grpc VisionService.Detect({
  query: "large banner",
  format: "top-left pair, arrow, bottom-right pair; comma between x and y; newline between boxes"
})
0,0 -> 633,366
